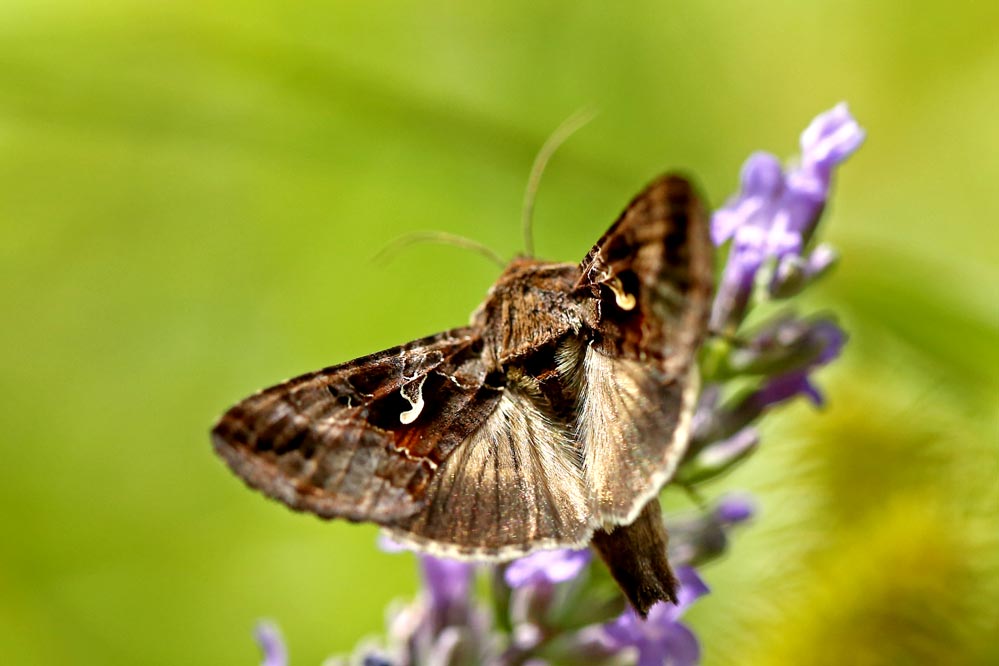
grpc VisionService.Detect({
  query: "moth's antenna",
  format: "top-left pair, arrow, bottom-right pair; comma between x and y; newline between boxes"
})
374,231 -> 507,269
521,107 -> 598,258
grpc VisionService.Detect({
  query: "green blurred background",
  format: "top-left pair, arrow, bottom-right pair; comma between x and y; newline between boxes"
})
1,2 -> 996,664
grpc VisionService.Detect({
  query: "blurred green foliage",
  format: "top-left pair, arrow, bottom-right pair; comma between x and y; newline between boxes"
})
1,2 -> 996,665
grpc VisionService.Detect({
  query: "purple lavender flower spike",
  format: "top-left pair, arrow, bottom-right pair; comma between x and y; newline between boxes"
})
601,567 -> 709,666
254,621 -> 287,666
505,549 -> 592,588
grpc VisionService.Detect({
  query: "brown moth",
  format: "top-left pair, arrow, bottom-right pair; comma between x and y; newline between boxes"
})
212,174 -> 713,616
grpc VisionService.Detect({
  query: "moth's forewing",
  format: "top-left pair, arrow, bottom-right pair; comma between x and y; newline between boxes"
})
576,175 -> 714,525
212,328 -> 498,524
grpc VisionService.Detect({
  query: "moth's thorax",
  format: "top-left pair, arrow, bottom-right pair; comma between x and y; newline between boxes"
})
471,258 -> 592,367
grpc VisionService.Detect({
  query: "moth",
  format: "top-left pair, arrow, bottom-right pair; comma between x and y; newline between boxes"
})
212,174 -> 713,616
